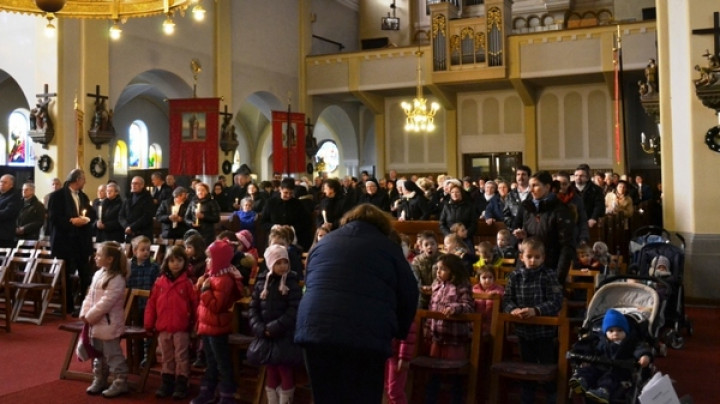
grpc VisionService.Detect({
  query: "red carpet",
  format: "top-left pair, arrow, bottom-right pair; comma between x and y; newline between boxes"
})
0,306 -> 717,403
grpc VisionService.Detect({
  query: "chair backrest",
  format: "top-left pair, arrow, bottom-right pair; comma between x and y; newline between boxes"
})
124,288 -> 151,323
5,256 -> 35,285
495,258 -> 516,286
0,247 -> 13,268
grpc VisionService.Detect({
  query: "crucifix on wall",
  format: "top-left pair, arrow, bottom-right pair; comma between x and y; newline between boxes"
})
86,84 -> 116,149
692,12 -> 720,87
28,83 -> 57,148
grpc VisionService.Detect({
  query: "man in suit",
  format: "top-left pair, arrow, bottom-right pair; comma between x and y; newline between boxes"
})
119,176 -> 155,242
48,169 -> 96,316
150,171 -> 172,206
573,164 -> 606,229
635,174 -> 653,204
15,182 -> 46,241
0,174 -> 22,248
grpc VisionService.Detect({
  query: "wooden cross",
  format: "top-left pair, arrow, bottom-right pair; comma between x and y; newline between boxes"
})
86,84 -> 108,105
36,83 -> 57,105
219,104 -> 233,120
692,11 -> 720,59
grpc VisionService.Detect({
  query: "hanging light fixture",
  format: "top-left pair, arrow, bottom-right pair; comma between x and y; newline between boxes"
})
162,14 -> 175,35
44,13 -> 56,37
109,20 -> 122,40
192,3 -> 206,21
401,49 -> 440,132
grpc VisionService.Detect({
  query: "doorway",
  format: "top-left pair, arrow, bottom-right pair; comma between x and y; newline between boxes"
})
462,152 -> 522,182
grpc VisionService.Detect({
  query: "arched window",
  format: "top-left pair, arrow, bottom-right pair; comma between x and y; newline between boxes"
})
128,120 -> 148,169
148,143 -> 162,168
113,140 -> 129,175
315,140 -> 339,173
7,109 -> 34,166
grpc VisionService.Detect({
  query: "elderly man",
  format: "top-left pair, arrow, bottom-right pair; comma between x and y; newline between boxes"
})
0,174 -> 23,247
150,171 -> 172,205
48,169 -> 96,315
119,176 -> 155,242
16,182 -> 46,241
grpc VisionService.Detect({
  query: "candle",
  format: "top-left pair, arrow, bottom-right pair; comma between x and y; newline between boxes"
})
235,197 -> 239,205
98,205 -> 102,221
400,210 -> 406,220
81,209 -> 87,217
195,202 -> 201,226
322,209 -> 328,224
171,205 -> 179,228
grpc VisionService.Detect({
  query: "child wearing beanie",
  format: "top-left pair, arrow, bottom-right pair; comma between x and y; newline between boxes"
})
191,240 -> 242,404
570,308 -> 653,403
247,244 -> 303,404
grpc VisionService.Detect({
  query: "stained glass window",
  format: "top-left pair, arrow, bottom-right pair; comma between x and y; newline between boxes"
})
128,120 -> 148,169
7,110 -> 35,166
148,143 -> 161,168
315,140 -> 339,173
114,140 -> 128,175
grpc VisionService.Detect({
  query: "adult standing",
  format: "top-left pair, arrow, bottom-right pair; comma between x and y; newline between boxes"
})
119,176 -> 155,242
555,171 -> 590,245
48,169 -> 95,316
156,186 -> 190,240
184,182 -> 220,246
358,178 -> 390,212
317,178 -> 349,230
95,182 -> 125,243
573,164 -> 605,229
150,171 -> 173,206
484,179 -> 514,226
395,179 -> 431,221
439,183 -> 477,241
229,170 -> 252,211
295,204 -> 419,404
0,175 -> 23,247
476,180 -> 499,219
512,171 -> 576,284
15,182 -> 46,241
260,179 -> 312,250
506,165 -> 532,221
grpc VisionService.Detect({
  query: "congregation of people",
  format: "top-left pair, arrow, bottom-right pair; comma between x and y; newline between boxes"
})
0,162 -> 659,404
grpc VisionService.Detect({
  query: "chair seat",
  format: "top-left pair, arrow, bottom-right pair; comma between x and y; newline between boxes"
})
491,361 -> 558,381
122,326 -> 149,338
10,282 -> 52,290
411,356 -> 469,371
59,321 -> 84,333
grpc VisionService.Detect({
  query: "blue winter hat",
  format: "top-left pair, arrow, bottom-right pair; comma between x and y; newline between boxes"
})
602,308 -> 629,334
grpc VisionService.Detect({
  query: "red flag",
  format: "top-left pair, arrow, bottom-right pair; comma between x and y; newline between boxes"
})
272,110 -> 306,175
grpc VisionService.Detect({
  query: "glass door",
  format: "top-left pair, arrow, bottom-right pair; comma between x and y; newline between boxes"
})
462,152 -> 522,182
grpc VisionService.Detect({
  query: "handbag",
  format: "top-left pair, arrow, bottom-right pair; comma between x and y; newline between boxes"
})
246,337 -> 272,366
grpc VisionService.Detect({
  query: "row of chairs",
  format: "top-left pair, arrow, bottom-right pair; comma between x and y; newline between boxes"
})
0,241 -> 67,331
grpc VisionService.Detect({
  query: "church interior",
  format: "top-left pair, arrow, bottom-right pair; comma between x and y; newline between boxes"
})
0,0 -> 718,305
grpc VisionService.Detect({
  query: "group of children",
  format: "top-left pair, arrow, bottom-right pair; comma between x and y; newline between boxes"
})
77,221 -> 303,404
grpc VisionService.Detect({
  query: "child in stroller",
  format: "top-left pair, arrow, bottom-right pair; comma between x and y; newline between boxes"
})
569,308 -> 653,403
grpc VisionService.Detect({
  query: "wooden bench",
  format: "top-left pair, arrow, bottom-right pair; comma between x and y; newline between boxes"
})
391,219 -> 505,247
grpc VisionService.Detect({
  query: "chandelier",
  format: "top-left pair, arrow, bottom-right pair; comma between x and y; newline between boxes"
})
0,0 -> 206,38
401,49 -> 440,132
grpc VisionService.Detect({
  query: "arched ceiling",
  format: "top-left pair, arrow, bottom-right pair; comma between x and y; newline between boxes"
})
114,69 -> 192,113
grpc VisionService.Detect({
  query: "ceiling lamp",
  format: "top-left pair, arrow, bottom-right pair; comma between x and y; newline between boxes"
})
162,14 -> 175,35
0,1 -> 193,20
192,3 -> 206,21
109,20 -> 122,40
44,13 -> 56,37
401,49 -> 440,132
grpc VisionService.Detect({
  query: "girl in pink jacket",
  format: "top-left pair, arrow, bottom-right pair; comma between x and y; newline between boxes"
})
79,241 -> 129,398
144,245 -> 199,399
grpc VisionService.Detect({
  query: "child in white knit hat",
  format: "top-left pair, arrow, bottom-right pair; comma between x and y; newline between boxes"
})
247,244 -> 303,404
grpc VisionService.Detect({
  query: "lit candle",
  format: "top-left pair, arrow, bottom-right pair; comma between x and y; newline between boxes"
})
171,204 -> 180,228
235,197 -> 239,205
400,210 -> 406,220
81,209 -> 87,218
98,205 -> 102,221
195,202 -> 201,226
322,209 -> 328,224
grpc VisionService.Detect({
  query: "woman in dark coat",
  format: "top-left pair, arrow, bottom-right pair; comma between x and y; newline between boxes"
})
295,204 -> 419,404
439,183 -> 477,242
512,171 -> 576,284
184,182 -> 221,246
316,178 -> 349,230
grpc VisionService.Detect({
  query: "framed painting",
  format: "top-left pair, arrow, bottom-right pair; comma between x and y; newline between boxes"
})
169,97 -> 220,175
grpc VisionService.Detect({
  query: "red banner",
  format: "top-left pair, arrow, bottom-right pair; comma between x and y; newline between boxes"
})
272,110 -> 306,175
168,98 -> 220,176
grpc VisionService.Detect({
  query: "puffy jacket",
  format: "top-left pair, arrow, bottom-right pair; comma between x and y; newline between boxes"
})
196,267 -> 240,336
295,220 -> 419,357
439,198 -> 477,237
80,269 -> 126,340
144,271 -> 198,333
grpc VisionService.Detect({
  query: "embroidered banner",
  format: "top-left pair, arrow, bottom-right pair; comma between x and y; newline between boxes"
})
271,110 -> 306,175
169,98 -> 220,175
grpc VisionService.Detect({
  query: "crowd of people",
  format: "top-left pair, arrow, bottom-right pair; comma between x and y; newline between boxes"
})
0,163 -> 661,404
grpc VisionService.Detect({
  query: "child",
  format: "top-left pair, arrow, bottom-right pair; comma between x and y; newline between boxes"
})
126,235 -> 159,366
444,233 -> 478,277
411,230 -> 441,308
575,243 -> 601,270
569,309 -> 653,402
472,265 -> 505,336
184,234 -> 207,284
192,239 -> 242,404
268,225 -> 305,280
476,240 -> 495,266
80,241 -> 130,397
425,253 -> 475,403
492,228 -> 518,262
450,222 -> 474,253
247,244 -> 303,404
502,237 -> 564,404
144,246 -> 199,399
308,223 -> 332,254
649,255 -> 675,299
233,196 -> 257,235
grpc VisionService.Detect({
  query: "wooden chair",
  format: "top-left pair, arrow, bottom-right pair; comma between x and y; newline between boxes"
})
495,258 -> 516,286
0,248 -> 15,332
10,258 -> 65,325
408,309 -> 485,404
58,288 -> 155,392
149,243 -> 164,264
489,302 -> 570,404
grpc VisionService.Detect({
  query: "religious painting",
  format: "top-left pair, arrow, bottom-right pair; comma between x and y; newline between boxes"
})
182,112 -> 206,141
169,98 -> 220,176
8,110 -> 35,167
271,110 -> 305,175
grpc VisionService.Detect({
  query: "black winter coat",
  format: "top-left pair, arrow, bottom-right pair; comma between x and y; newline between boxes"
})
119,190 -> 155,242
439,198 -> 477,237
16,195 -> 46,240
156,199 -> 190,240
247,270 -> 303,366
95,196 -> 124,243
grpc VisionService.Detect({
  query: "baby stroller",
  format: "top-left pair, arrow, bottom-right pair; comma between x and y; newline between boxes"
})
628,226 -> 693,349
567,282 -> 661,403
